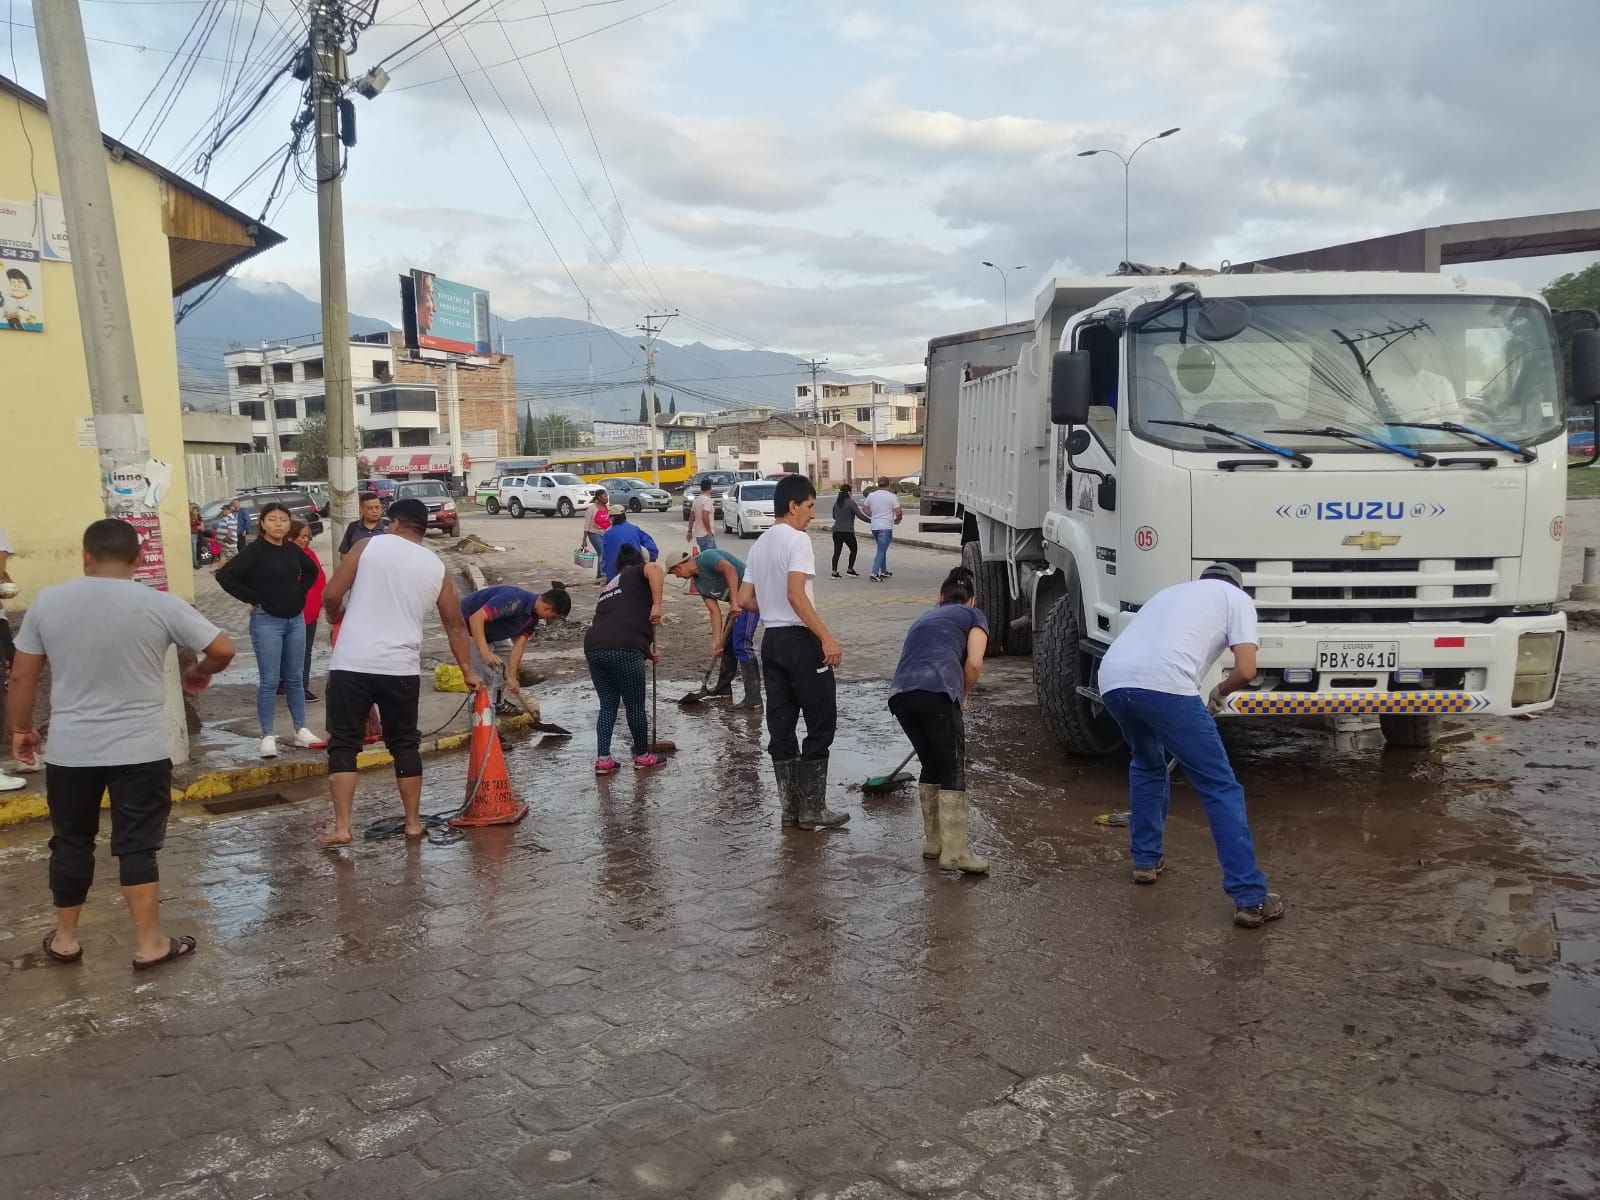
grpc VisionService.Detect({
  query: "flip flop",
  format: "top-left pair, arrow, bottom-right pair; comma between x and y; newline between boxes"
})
133,935 -> 197,971
42,931 -> 82,964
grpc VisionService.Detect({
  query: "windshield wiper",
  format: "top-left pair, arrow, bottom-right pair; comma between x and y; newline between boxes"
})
1265,426 -> 1436,467
1386,422 -> 1537,463
1151,420 -> 1313,467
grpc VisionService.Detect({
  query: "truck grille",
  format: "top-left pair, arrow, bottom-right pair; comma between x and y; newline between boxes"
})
1205,557 -> 1504,622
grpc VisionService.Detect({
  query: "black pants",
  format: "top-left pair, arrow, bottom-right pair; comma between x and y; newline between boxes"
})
327,670 -> 422,776
45,760 -> 172,907
830,531 -> 858,572
303,618 -> 318,693
889,691 -> 966,790
761,626 -> 836,761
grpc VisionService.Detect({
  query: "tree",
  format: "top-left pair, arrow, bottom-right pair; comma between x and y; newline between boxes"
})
668,393 -> 677,416
295,414 -> 328,480
538,413 -> 579,451
652,390 -> 661,416
638,389 -> 648,423
1543,263 -> 1600,313
521,407 -> 537,456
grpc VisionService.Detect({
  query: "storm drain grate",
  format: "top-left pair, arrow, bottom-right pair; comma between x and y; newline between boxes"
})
203,791 -> 293,816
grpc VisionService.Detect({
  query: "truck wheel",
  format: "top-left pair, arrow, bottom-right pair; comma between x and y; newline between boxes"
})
962,541 -> 1011,659
485,498 -> 500,515
445,522 -> 459,537
557,498 -> 574,518
508,499 -> 524,519
1379,713 -> 1439,748
1034,590 -> 1124,757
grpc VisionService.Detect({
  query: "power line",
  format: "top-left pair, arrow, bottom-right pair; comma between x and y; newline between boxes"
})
369,0 -> 494,71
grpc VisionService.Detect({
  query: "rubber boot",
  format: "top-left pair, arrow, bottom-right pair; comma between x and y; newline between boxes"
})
937,789 -> 988,873
773,758 -> 800,827
706,651 -> 737,698
732,660 -> 763,710
796,757 -> 849,830
918,783 -> 941,860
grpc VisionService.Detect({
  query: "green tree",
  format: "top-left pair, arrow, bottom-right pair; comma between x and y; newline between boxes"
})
538,413 -> 579,451
668,393 -> 677,416
521,406 -> 537,456
296,414 -> 328,480
1543,263 -> 1600,313
638,389 -> 648,423
652,390 -> 661,416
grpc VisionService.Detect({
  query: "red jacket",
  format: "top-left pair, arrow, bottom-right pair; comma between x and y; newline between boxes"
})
302,548 -> 326,624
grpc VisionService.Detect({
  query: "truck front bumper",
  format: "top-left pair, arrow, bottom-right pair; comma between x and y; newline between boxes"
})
1219,613 -> 1566,718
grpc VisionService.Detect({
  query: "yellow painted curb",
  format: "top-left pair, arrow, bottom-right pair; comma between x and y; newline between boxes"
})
0,714 -> 536,828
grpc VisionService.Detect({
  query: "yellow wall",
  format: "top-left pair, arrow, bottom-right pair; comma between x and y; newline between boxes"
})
858,442 -> 922,482
0,99 -> 195,605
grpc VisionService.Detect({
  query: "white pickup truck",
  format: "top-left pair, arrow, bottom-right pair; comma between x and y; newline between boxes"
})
493,472 -> 599,519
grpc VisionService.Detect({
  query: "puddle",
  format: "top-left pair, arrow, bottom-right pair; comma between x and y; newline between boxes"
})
1486,881 -> 1534,916
1424,952 -> 1551,990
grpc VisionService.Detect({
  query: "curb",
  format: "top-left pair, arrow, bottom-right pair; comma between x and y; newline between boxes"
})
0,712 -> 538,828
811,520 -> 959,556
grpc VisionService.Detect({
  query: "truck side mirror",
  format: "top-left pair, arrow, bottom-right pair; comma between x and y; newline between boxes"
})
1050,350 -> 1092,426
1573,330 -> 1600,407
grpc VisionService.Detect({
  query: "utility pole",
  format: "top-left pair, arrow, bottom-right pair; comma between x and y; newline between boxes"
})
798,357 -> 827,483
312,0 -> 359,560
638,312 -> 676,487
586,299 -> 595,433
446,360 -> 463,493
261,342 -> 282,473
32,0 -> 187,762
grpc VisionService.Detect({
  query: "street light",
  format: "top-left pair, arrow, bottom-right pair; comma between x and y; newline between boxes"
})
1077,126 -> 1180,266
980,261 -> 1028,322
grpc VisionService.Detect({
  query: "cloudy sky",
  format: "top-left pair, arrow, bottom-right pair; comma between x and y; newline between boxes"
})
7,0 -> 1600,377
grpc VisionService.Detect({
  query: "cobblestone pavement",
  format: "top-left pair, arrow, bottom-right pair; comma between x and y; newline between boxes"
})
3,508 -> 1599,1198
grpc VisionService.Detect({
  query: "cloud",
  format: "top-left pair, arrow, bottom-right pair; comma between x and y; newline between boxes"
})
644,210 -> 958,276
845,79 -> 1088,160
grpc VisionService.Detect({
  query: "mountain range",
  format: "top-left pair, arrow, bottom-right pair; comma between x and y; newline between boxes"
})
174,279 -> 882,421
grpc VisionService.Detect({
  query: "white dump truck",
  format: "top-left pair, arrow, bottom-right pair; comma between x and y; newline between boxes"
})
941,272 -> 1600,752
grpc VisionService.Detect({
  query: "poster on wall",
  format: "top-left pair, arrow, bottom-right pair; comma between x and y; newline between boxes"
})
0,196 -> 43,333
40,195 -> 70,261
122,511 -> 170,592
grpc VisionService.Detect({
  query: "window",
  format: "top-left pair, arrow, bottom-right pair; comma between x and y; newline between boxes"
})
236,364 -> 262,385
797,385 -> 810,397
370,359 -> 389,381
366,387 -> 438,414
275,398 -> 297,420
894,406 -> 911,422
398,428 -> 431,447
272,363 -> 294,383
304,358 -> 324,380
856,407 -> 872,423
398,482 -> 448,499
551,474 -> 586,486
304,394 -> 326,416
362,429 -> 392,448
781,461 -> 799,474
278,434 -> 300,452
238,400 -> 265,421
252,436 -> 268,453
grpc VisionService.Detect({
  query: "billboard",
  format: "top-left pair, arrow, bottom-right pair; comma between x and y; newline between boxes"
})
401,268 -> 490,355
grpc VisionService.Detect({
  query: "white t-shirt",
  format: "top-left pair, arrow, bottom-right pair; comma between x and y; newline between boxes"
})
690,493 -> 716,537
1096,578 -> 1258,698
861,489 -> 901,532
745,522 -> 814,628
330,534 -> 446,676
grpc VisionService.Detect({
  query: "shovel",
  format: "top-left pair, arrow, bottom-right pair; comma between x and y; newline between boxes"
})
679,621 -> 736,706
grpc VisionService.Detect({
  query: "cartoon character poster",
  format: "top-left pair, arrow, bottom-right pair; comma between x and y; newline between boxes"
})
0,197 -> 44,333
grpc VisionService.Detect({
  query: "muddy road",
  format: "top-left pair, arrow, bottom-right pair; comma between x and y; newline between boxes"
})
2,535 -> 1598,1198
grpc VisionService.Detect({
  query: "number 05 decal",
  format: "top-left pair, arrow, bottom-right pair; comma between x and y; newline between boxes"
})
1134,526 -> 1158,551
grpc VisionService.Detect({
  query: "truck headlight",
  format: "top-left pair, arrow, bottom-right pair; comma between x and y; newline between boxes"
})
1512,631 -> 1563,706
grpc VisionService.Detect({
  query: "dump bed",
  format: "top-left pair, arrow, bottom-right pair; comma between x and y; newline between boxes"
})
922,321 -> 1032,519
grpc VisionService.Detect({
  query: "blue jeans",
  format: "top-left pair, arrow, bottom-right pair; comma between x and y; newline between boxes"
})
871,529 -> 893,576
696,534 -> 718,553
1100,687 -> 1268,907
586,531 -> 605,580
251,610 -> 307,735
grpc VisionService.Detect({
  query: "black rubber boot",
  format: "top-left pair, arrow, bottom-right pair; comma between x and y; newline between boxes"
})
796,757 -> 849,830
732,660 -> 762,710
773,758 -> 800,826
706,651 -> 737,698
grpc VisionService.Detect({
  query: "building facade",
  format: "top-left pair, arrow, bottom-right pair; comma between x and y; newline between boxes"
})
793,378 -> 924,440
706,415 -> 858,483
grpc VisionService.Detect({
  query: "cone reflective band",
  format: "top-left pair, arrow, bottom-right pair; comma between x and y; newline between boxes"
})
451,686 -> 529,828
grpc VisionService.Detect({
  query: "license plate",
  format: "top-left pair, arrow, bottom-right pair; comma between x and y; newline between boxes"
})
1316,641 -> 1398,671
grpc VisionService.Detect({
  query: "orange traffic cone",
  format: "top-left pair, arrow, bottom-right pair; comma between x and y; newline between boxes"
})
450,686 -> 529,828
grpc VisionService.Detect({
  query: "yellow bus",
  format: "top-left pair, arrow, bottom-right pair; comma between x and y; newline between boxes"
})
547,449 -> 699,489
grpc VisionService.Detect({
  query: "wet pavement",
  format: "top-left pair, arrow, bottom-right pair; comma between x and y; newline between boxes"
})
3,524 -> 1600,1197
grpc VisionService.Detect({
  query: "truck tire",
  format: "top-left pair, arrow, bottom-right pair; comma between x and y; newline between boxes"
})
557,498 -> 574,518
1034,590 -> 1124,757
508,499 -> 524,519
962,541 -> 1010,659
485,497 -> 500,515
1379,713 -> 1438,748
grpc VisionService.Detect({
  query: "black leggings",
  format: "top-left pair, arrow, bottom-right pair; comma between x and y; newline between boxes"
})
889,690 -> 966,790
46,759 -> 172,906
831,531 -> 858,572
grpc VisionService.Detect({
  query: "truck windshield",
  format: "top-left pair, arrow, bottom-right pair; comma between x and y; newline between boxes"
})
1130,296 -> 1563,455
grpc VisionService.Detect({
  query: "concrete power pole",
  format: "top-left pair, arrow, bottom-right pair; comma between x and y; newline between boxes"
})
32,0 -> 187,761
311,1 -> 359,561
446,361 -> 463,492
260,341 -> 282,472
638,312 -> 676,488
798,358 -> 827,483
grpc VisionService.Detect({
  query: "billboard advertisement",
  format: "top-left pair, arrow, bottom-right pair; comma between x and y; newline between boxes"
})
401,268 -> 490,355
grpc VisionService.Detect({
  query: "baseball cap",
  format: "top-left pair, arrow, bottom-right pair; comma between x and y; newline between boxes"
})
664,550 -> 695,571
1200,562 -> 1244,588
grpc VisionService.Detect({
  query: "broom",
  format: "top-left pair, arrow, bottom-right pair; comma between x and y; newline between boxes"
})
648,629 -> 677,755
863,748 -> 917,794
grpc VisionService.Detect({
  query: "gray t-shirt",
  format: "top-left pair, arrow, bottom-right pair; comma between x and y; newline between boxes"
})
15,576 -> 222,767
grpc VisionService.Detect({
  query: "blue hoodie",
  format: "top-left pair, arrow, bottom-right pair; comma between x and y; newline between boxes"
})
600,520 -> 658,579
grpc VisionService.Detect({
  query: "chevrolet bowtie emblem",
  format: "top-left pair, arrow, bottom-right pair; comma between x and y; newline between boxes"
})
1343,531 -> 1402,551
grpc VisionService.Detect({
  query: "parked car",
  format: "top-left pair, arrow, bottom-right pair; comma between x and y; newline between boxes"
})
475,476 -> 504,511
361,478 -> 400,502
898,473 -> 921,488
680,470 -> 737,521
599,477 -> 672,512
735,469 -> 762,483
394,479 -> 460,536
292,481 -> 330,516
205,488 -> 324,538
722,480 -> 777,538
496,472 -> 599,519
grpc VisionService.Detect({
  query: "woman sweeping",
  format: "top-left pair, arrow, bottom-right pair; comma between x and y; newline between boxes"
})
887,565 -> 990,873
584,544 -> 667,774
830,483 -> 867,579
291,520 -> 326,703
216,502 -> 322,758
